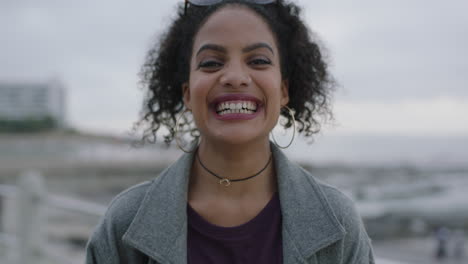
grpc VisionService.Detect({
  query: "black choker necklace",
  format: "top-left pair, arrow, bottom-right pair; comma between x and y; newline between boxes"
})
195,152 -> 272,187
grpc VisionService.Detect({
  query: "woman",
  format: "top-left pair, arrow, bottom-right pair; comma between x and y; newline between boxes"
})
86,0 -> 375,263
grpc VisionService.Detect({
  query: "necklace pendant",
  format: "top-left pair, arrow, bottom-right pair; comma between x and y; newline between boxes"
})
219,178 -> 231,187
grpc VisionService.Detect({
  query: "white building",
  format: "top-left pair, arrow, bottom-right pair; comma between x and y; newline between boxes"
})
0,80 -> 66,127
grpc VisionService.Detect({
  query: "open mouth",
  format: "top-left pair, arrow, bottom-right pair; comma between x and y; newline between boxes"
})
211,94 -> 262,120
215,100 -> 258,115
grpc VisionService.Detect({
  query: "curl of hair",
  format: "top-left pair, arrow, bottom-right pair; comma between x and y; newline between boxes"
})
136,0 -> 334,145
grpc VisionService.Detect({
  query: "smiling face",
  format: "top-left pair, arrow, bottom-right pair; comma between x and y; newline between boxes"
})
183,5 -> 289,146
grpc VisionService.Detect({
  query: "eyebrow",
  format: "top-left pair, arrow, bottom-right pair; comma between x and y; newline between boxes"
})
242,43 -> 274,55
196,42 -> 274,57
196,44 -> 227,57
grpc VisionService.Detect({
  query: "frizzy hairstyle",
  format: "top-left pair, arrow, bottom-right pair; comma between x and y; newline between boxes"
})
136,0 -> 334,145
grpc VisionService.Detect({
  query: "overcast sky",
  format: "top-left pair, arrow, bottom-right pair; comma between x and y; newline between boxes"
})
1,0 -> 467,136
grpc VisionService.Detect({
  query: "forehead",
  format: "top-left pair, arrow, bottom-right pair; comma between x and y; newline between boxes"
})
192,6 -> 277,54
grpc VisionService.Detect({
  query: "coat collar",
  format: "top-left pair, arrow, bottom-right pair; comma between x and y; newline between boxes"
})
123,143 -> 345,264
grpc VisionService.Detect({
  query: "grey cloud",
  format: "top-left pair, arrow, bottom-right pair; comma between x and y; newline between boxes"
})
299,0 -> 468,101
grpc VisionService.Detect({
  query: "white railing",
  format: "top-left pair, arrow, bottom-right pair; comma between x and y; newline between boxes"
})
0,170 -> 105,264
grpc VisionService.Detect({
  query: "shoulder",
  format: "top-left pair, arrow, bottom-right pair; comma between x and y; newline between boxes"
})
85,159 -> 185,263
291,164 -> 357,223
85,181 -> 152,263
103,180 -> 153,230
295,167 -> 374,263
316,180 -> 361,226
89,180 -> 152,237
269,147 -> 376,263
295,166 -> 359,219
95,161 -> 180,230
316,180 -> 375,263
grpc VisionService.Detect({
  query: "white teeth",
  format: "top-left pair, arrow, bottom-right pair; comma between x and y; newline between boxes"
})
215,100 -> 258,115
216,101 -> 257,111
217,108 -> 256,116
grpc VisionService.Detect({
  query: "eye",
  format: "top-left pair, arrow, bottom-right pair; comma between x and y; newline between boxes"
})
249,58 -> 272,66
198,60 -> 223,69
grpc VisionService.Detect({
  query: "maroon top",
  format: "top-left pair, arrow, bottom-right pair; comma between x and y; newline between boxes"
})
187,192 -> 283,264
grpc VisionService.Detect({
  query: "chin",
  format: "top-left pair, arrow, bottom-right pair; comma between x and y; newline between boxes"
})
209,130 -> 269,146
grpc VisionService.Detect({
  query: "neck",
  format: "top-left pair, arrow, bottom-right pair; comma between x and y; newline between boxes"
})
189,138 -> 276,199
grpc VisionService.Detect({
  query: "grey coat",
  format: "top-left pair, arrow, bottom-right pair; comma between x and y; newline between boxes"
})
86,144 -> 375,264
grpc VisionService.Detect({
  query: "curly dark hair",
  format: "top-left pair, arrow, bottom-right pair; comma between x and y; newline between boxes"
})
136,0 -> 334,145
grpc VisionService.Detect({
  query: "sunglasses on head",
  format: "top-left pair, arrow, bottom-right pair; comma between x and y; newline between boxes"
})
184,0 -> 276,15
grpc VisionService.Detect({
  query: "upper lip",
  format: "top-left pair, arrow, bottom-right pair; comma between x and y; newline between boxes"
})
210,94 -> 262,107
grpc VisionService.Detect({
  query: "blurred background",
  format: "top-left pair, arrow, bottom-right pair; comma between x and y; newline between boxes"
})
0,0 -> 467,263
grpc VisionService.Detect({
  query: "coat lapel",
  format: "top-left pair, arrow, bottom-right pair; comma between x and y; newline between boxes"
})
272,145 -> 346,263
122,153 -> 193,264
122,143 -> 346,264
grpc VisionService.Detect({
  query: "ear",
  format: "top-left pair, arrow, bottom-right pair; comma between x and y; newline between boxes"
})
182,82 -> 192,110
280,79 -> 289,106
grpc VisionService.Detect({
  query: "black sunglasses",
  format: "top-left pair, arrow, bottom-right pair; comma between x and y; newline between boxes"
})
184,0 -> 276,15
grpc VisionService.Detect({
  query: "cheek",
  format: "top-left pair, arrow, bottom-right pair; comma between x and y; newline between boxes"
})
187,77 -> 214,119
262,75 -> 284,122
262,75 -> 284,102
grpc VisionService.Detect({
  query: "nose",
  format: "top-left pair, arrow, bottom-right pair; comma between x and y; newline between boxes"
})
219,62 -> 252,88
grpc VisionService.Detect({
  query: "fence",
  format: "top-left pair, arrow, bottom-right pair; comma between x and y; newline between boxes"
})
0,170 -> 106,264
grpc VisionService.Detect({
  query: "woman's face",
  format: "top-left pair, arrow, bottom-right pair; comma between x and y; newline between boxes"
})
183,6 -> 289,146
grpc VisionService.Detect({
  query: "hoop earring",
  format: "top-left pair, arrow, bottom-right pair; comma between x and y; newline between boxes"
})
175,109 -> 198,153
271,106 -> 296,149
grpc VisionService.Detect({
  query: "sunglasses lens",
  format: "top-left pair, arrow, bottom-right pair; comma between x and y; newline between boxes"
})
247,0 -> 275,3
189,0 -> 222,6
189,0 -> 275,6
